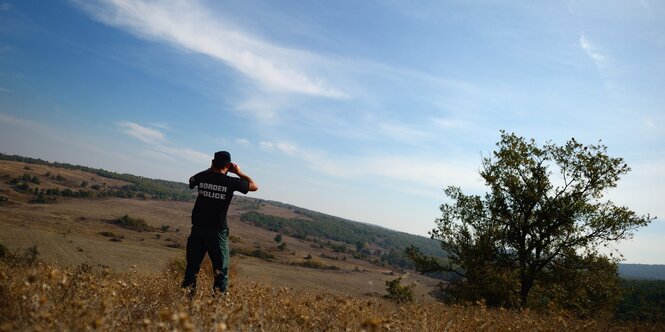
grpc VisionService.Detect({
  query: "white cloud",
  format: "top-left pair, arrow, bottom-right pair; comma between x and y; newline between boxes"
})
579,33 -> 609,71
117,122 -> 165,144
0,87 -> 11,93
0,3 -> 13,11
431,117 -> 467,129
259,141 -> 298,155
235,138 -> 250,145
260,140 -> 484,192
74,0 -> 347,98
117,121 -> 209,164
377,122 -> 430,143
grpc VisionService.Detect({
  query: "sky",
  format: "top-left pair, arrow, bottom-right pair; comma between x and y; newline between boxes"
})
0,0 -> 663,264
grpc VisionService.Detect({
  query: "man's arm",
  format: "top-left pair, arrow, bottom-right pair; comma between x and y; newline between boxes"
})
228,163 -> 259,192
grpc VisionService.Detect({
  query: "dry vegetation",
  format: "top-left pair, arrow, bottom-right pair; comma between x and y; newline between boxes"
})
2,257 -> 660,331
1,159 -> 663,330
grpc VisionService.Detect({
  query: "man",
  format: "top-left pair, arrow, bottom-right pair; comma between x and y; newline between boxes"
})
181,151 -> 258,297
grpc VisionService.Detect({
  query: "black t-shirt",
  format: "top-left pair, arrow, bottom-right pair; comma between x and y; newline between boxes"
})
189,169 -> 250,230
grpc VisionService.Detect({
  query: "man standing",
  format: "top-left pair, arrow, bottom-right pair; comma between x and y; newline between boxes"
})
181,151 -> 258,297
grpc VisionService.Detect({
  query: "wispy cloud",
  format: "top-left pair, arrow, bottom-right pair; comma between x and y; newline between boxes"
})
579,33 -> 618,88
579,33 -> 608,71
235,138 -> 250,145
0,3 -> 13,11
259,140 -> 484,192
117,122 -> 165,144
377,122 -> 430,143
0,87 -> 11,93
117,121 -> 209,164
73,0 -> 347,98
431,117 -> 467,129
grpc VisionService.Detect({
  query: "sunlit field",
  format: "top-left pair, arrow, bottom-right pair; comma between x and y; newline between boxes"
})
1,256 -> 660,332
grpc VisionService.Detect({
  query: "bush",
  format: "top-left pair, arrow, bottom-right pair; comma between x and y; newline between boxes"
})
109,215 -> 155,232
384,277 -> 414,303
291,260 -> 339,270
24,245 -> 39,264
230,247 -> 275,260
278,242 -> 287,251
0,242 -> 6,258
160,225 -> 170,232
99,231 -> 124,241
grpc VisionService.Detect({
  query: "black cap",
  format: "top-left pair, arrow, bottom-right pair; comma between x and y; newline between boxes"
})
212,151 -> 231,168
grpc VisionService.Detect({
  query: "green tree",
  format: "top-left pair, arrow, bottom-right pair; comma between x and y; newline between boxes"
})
274,233 -> 283,244
384,277 -> 415,303
408,132 -> 652,313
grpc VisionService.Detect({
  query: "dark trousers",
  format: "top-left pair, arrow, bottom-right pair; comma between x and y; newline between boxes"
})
181,226 -> 230,296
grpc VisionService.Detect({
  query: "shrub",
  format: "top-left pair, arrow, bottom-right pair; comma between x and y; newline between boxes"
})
109,215 -> 155,232
24,245 -> 39,264
384,277 -> 414,303
291,260 -> 339,270
160,224 -> 170,232
278,242 -> 287,251
0,242 -> 6,258
99,231 -> 124,241
230,247 -> 275,260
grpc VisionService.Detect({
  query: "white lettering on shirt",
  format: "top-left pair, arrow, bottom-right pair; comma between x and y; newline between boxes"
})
197,182 -> 228,200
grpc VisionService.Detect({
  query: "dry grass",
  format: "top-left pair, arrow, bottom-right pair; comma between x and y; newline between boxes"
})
1,258 -> 660,332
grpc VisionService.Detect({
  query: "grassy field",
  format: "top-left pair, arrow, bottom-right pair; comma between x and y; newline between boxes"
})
3,257 -> 661,331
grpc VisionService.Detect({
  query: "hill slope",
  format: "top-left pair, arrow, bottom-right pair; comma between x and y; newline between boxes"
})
0,155 -> 445,302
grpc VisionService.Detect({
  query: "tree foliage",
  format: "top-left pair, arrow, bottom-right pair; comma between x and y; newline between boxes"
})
408,132 -> 653,315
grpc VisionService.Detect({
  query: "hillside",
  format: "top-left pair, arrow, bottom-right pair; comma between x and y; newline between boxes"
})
0,153 -> 444,269
619,264 -> 665,280
0,155 -> 444,302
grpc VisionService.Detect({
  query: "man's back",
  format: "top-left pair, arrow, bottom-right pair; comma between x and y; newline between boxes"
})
189,169 -> 249,230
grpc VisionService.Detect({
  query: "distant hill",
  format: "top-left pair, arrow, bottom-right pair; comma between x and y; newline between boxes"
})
0,152 -> 445,269
619,264 -> 665,280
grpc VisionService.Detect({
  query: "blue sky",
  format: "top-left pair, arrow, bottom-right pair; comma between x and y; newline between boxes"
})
1,0 -> 663,263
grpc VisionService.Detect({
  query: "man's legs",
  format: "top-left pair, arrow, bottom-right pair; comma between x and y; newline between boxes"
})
206,228 -> 230,294
181,227 -> 206,298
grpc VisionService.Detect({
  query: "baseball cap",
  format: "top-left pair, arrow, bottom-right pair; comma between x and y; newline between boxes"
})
212,151 -> 231,167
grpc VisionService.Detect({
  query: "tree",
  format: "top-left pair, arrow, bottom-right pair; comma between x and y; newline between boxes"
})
408,131 -> 652,312
384,277 -> 415,303
274,233 -> 283,244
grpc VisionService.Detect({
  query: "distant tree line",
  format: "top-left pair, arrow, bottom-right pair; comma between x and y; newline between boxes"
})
0,153 -> 196,201
616,279 -> 665,322
240,211 -> 445,269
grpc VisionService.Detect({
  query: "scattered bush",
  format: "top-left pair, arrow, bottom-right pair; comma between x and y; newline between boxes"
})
166,242 -> 183,249
231,247 -> 275,261
160,224 -> 170,232
384,277 -> 415,303
0,242 -> 6,258
291,260 -> 340,270
23,245 -> 40,264
109,215 -> 155,232
278,242 -> 287,251
99,231 -> 124,241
